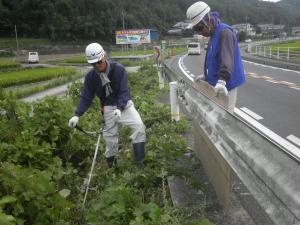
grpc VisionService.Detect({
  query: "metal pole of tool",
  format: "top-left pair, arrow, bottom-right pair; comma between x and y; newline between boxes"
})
82,129 -> 102,206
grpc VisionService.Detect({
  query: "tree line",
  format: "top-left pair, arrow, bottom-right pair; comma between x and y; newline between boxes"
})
0,0 -> 299,42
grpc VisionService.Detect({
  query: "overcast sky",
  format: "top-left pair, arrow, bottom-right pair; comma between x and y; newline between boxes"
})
262,0 -> 281,2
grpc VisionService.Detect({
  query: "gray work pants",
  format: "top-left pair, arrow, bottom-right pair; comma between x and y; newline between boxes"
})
103,100 -> 146,158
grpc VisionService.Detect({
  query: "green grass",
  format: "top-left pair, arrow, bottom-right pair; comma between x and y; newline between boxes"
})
6,72 -> 83,98
60,56 -> 151,67
110,48 -> 155,56
0,67 -> 76,88
61,55 -> 86,64
59,47 -> 186,65
167,47 -> 187,56
0,60 -> 21,70
268,40 -> 300,53
269,40 -> 300,48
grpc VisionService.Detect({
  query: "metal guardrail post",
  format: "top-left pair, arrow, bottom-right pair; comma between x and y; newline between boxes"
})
169,81 -> 180,121
158,64 -> 164,89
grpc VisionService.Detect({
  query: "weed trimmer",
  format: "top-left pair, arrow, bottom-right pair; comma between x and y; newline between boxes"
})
75,124 -> 103,206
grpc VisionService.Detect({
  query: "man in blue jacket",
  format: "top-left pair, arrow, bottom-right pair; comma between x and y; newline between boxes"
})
186,1 -> 246,112
68,43 -> 146,167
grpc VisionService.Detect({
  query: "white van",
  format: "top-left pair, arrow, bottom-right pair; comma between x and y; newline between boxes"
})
28,52 -> 39,63
187,42 -> 201,55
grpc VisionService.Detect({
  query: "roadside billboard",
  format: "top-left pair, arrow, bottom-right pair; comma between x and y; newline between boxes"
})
115,29 -> 151,45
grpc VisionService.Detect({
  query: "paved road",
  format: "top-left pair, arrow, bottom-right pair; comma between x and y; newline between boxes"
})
169,53 -> 300,157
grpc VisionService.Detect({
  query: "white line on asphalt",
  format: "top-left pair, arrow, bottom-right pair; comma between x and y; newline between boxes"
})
178,55 -> 194,82
266,80 -> 281,84
261,76 -> 272,80
243,60 -> 300,74
240,107 -> 263,120
234,108 -> 300,160
279,81 -> 295,85
287,135 -> 300,148
290,86 -> 300,91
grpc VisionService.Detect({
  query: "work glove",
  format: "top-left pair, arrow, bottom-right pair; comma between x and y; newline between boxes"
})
113,109 -> 121,123
214,80 -> 228,96
194,74 -> 205,82
68,116 -> 79,128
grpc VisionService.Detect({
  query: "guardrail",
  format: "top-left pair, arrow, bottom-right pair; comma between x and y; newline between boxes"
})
252,46 -> 300,63
162,62 -> 300,225
248,37 -> 300,63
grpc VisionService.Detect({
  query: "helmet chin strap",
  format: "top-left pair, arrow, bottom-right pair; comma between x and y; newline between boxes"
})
205,13 -> 212,34
205,13 -> 215,36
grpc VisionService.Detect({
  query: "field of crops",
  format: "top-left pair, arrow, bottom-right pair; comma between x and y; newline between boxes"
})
0,60 -> 20,70
269,40 -> 300,49
0,67 -> 76,88
0,64 -> 214,225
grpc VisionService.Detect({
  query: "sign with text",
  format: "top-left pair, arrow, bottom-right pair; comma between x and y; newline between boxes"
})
115,29 -> 151,45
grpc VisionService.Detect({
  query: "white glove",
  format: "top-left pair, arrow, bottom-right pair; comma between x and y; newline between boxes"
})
194,74 -> 205,82
214,80 -> 228,96
68,116 -> 79,128
113,109 -> 121,123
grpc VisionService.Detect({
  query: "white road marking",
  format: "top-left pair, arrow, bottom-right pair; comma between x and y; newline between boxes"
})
266,80 -> 281,84
290,86 -> 300,91
261,76 -> 272,80
247,73 -> 260,78
287,135 -> 300,148
178,56 -> 300,158
178,55 -> 194,82
240,107 -> 263,120
234,108 -> 300,160
279,81 -> 295,85
246,71 -> 299,90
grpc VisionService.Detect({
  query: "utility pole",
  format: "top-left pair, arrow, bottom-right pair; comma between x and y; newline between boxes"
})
122,10 -> 125,30
121,10 -> 126,53
245,16 -> 249,37
14,24 -> 19,61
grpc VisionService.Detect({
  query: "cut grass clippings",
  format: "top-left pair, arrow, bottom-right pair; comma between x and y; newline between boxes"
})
0,67 -> 76,88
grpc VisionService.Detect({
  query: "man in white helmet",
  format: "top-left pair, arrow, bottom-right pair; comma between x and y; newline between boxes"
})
186,1 -> 245,112
68,43 -> 146,168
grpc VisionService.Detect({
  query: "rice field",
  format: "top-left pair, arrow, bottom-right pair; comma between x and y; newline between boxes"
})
0,67 -> 76,88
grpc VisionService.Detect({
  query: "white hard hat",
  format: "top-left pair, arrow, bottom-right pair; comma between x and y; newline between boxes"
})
186,1 -> 211,29
85,43 -> 106,64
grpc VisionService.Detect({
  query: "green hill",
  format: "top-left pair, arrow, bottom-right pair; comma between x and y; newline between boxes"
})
0,0 -> 298,41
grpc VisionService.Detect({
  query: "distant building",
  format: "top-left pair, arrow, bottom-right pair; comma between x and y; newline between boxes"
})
291,26 -> 300,36
167,21 -> 190,35
257,24 -> 285,38
232,23 -> 256,36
